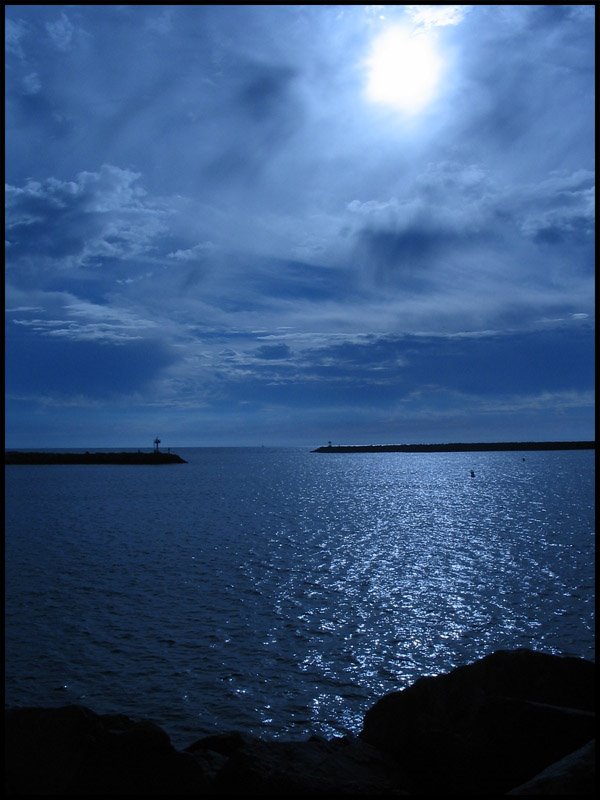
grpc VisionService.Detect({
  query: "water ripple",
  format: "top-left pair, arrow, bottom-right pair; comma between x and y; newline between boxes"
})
5,448 -> 595,747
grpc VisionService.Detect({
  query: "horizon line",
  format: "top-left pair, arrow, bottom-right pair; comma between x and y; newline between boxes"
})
5,438 -> 596,452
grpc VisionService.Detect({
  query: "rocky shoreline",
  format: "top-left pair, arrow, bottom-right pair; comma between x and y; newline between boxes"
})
5,649 -> 594,795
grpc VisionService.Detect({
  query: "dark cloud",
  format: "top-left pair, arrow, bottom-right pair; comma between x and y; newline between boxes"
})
347,156 -> 594,297
215,326 -> 595,412
6,329 -> 177,399
254,343 -> 292,360
237,64 -> 298,122
399,328 -> 595,396
204,61 -> 304,186
355,225 -> 467,288
248,259 -> 351,302
519,171 -> 594,251
530,216 -> 593,247
251,327 -> 595,408
347,164 -> 502,287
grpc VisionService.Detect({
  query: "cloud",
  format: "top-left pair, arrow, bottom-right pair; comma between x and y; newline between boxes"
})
243,326 -> 595,399
5,165 -> 169,272
167,242 -> 216,261
144,8 -> 174,35
199,58 -> 304,188
7,332 -> 177,400
254,343 -> 292,360
46,12 -> 76,51
342,160 -> 594,320
12,317 -> 145,344
519,171 -> 595,246
9,293 -> 162,345
345,162 -> 501,290
347,161 -> 497,239
405,5 -> 469,28
3,5 -> 594,445
6,289 -> 179,404
5,18 -> 28,59
443,5 -> 595,162
236,63 -> 298,123
21,72 -> 42,95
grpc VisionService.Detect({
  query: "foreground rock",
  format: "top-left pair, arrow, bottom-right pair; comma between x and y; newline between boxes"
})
5,649 -> 595,795
361,649 -> 595,794
185,732 -> 407,795
4,705 -> 208,795
507,740 -> 595,795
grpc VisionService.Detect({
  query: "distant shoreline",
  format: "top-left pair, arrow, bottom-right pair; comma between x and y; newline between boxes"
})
312,441 -> 595,453
4,451 -> 187,465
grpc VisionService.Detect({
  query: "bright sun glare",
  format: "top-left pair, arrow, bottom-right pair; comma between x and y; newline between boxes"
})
365,25 -> 442,114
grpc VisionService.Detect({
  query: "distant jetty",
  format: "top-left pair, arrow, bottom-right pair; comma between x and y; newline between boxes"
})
312,441 -> 595,453
5,451 -> 187,465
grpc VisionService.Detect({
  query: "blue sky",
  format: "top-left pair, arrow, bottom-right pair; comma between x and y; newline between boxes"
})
5,5 -> 595,447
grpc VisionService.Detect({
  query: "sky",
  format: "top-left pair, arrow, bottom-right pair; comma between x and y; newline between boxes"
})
5,4 -> 595,448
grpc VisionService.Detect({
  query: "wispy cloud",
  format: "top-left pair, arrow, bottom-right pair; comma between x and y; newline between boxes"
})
11,297 -> 160,344
45,12 -> 76,51
5,18 -> 28,59
21,72 -> 42,95
405,5 -> 469,28
167,242 -> 217,261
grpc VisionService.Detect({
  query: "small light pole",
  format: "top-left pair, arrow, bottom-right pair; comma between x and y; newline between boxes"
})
154,436 -> 161,453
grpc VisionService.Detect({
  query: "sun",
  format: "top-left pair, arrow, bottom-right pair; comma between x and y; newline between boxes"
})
365,25 -> 443,115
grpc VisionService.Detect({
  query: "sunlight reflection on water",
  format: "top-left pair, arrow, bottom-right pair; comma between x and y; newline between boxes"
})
5,448 -> 595,746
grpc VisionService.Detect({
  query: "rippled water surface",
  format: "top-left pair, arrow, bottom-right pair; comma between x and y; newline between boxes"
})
5,448 -> 595,747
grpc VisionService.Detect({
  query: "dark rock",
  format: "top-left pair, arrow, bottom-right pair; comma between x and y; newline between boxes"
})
185,730 -> 256,757
5,705 -> 106,795
507,739 -> 595,795
361,649 -> 595,795
212,734 -> 408,795
184,731 -> 256,784
186,747 -> 230,784
5,704 -> 209,795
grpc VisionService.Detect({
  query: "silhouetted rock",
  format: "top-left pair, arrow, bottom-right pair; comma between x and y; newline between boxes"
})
507,739 -> 595,795
361,649 -> 595,794
188,733 -> 407,795
5,650 -> 595,795
186,730 -> 255,758
4,705 -> 208,795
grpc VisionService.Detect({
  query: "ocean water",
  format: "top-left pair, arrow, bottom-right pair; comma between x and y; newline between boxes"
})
5,447 -> 595,748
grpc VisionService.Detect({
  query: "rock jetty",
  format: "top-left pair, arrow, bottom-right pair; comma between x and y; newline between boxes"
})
5,649 -> 595,795
5,451 -> 187,465
312,441 -> 595,453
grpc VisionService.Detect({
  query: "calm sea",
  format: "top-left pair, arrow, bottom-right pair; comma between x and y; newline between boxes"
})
5,447 -> 595,748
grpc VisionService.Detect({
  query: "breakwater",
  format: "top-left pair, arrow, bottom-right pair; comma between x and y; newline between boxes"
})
312,440 -> 595,453
5,451 -> 187,465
